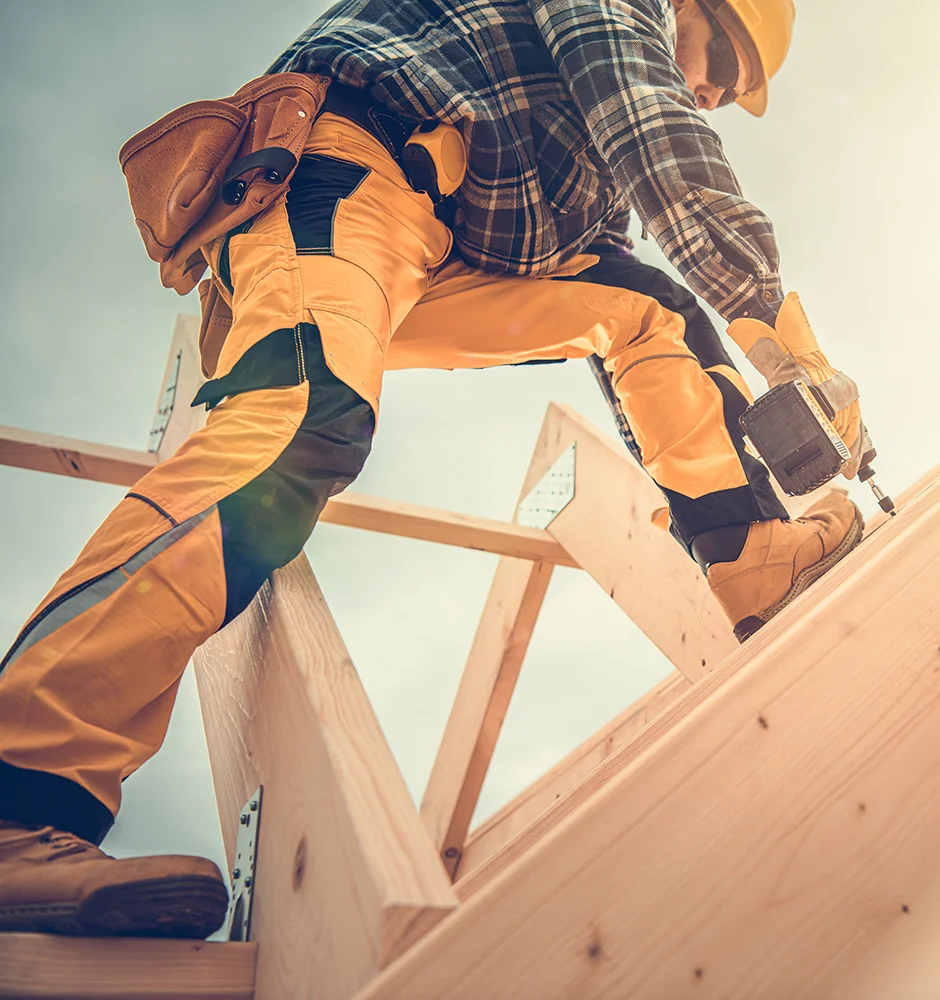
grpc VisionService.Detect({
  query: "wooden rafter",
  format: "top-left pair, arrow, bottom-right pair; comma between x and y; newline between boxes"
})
193,555 -> 457,1000
0,935 -> 256,999
420,557 -> 554,877
454,474 -> 940,904
352,477 -> 940,1000
538,403 -> 736,681
419,397 -> 743,880
0,436 -> 576,566
318,492 -> 577,565
419,405 -> 582,877
0,424 -> 158,486
455,669 -> 691,886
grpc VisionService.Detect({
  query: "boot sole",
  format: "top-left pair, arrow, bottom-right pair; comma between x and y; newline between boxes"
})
0,874 -> 229,938
733,507 -> 865,643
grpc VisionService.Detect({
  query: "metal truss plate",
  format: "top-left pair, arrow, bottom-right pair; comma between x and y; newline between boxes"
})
148,350 -> 181,453
516,443 -> 576,529
227,785 -> 262,942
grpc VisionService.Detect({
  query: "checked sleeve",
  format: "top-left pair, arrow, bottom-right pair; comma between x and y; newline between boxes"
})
531,0 -> 784,322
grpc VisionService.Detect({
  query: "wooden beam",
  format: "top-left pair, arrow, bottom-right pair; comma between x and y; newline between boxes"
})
0,426 -> 576,565
0,313 -> 205,487
419,403 -> 588,877
0,425 -> 156,486
455,670 -> 691,885
317,492 -> 578,566
352,476 -> 940,1000
454,476 -> 940,904
1,313 -> 578,564
541,403 -> 736,681
192,554 -> 458,1000
419,557 -> 554,877
0,935 -> 255,1000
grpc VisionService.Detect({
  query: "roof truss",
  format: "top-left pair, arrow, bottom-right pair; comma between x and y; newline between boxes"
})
1,315 -> 936,999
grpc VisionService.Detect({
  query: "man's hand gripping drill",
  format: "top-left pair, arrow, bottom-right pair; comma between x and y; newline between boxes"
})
728,292 -> 895,514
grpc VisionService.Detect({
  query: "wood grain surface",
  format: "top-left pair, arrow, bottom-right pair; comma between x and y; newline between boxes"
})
193,556 -> 456,1000
0,935 -> 255,999
353,478 -> 940,1000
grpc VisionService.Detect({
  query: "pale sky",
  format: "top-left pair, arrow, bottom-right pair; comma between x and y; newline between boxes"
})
1,0 -> 938,902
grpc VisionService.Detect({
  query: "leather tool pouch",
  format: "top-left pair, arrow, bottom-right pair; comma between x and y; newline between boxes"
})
119,72 -> 330,295
197,277 -> 233,379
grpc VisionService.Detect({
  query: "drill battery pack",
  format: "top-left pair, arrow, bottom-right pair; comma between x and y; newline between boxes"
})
740,380 -> 851,496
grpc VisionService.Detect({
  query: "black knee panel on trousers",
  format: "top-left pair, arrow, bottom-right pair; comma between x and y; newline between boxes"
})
561,251 -> 788,550
205,324 -> 374,626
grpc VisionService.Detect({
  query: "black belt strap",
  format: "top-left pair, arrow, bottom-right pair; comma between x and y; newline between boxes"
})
320,82 -> 457,221
320,82 -> 418,159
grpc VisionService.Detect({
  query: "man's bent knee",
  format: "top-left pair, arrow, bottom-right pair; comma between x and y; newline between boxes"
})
216,340 -> 374,624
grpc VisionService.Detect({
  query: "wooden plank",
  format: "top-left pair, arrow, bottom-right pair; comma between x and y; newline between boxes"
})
0,935 -> 255,1000
418,405 -> 577,877
0,313 -> 204,487
0,425 -> 155,486
351,478 -> 940,1000
192,554 -> 457,1000
541,403 -> 736,681
0,317 -> 577,564
456,670 -> 691,883
420,558 -> 554,878
318,492 -> 578,566
454,475 -> 940,903
0,427 -> 576,565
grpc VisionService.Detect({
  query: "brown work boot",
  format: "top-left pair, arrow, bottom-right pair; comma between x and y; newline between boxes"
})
707,492 -> 864,642
0,820 -> 228,937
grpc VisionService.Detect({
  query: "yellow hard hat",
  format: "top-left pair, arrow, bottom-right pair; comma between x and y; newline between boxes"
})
707,0 -> 796,117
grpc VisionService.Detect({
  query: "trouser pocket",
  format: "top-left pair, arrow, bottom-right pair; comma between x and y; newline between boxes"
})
285,155 -> 371,255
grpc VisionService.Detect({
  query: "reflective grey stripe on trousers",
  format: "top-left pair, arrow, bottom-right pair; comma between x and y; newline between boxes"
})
0,506 -> 216,675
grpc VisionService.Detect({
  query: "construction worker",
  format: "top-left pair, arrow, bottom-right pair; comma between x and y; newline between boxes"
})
0,0 -> 864,938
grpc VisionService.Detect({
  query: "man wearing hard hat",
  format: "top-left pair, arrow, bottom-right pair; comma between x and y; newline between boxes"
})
0,0 -> 865,938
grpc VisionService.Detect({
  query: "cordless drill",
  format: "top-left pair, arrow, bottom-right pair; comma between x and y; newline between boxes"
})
740,380 -> 896,515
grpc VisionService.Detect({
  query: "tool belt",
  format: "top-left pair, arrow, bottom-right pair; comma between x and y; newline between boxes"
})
321,82 -> 418,162
120,75 -> 466,377
120,75 -> 464,299
119,73 -> 331,295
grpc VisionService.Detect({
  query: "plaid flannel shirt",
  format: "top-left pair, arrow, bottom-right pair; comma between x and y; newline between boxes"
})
270,0 -> 784,322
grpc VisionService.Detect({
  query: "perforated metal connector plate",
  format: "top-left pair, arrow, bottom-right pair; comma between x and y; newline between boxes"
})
227,786 -> 262,942
148,350 -> 181,453
516,443 -> 576,529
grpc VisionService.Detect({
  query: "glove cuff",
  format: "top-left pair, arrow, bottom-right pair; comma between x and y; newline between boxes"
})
775,291 -> 821,356
726,316 -> 778,356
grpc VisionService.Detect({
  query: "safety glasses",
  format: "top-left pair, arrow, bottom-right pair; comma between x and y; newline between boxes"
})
695,0 -> 741,107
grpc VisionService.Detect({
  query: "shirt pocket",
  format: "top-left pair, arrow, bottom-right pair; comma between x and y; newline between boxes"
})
530,101 -> 602,215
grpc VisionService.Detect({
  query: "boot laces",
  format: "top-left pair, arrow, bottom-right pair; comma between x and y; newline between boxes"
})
37,829 -> 103,861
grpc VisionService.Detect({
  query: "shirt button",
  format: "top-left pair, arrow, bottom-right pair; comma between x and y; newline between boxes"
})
762,291 -> 774,302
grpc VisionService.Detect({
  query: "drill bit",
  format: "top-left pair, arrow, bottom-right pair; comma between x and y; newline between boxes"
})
858,464 -> 896,516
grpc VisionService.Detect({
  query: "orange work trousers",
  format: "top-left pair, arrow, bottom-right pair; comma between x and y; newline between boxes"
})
0,112 -> 784,842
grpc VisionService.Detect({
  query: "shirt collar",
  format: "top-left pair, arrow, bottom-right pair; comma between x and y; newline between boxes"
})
662,0 -> 678,54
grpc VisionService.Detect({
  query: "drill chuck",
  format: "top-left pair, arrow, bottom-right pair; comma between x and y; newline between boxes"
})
858,464 -> 897,516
